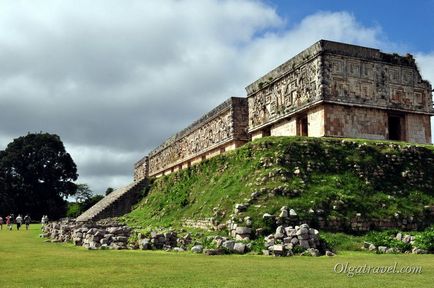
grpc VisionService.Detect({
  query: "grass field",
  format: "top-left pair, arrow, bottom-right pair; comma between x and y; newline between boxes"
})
0,225 -> 432,287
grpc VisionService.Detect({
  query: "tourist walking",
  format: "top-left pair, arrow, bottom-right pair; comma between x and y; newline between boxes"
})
6,215 -> 12,230
41,215 -> 48,230
24,214 -> 31,230
16,214 -> 23,230
0,216 -> 3,230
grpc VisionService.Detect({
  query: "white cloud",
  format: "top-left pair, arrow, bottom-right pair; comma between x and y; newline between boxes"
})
234,11 -> 385,88
1,1 -> 430,195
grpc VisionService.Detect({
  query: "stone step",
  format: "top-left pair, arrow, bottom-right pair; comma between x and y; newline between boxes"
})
76,179 -> 146,222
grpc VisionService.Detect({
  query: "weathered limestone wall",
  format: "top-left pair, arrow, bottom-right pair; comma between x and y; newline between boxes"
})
134,156 -> 148,181
147,97 -> 249,177
270,118 -> 297,137
324,104 -> 388,140
307,105 -> 325,137
406,114 -> 432,143
323,104 -> 432,143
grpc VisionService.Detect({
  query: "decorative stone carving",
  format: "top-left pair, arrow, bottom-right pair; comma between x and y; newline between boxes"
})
146,97 -> 248,176
248,58 -> 321,130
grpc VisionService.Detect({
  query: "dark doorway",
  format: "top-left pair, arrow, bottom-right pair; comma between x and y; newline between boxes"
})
388,114 -> 404,141
297,115 -> 308,136
263,127 -> 271,137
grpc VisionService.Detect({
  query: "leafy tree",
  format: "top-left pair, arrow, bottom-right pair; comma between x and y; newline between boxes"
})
105,187 -> 114,196
75,183 -> 93,203
66,192 -> 104,218
66,202 -> 81,218
0,133 -> 78,219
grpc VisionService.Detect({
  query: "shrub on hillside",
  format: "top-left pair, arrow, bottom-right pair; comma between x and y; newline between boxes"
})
366,230 -> 412,252
414,227 -> 434,252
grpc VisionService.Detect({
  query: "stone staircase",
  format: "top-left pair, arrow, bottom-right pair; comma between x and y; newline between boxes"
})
76,178 -> 148,222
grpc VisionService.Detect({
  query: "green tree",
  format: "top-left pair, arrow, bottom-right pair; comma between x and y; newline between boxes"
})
0,133 -> 78,219
66,188 -> 104,218
105,187 -> 114,196
75,183 -> 93,203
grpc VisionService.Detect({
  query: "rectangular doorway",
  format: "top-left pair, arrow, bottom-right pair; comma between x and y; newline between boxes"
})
388,114 -> 405,141
297,114 -> 308,136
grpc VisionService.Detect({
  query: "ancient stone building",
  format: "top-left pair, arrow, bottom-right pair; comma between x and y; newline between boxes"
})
247,40 -> 433,143
134,97 -> 249,179
134,40 -> 433,181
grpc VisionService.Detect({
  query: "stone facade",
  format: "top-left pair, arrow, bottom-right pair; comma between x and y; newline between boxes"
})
134,40 -> 433,181
246,40 -> 433,143
134,156 -> 148,181
147,97 -> 249,177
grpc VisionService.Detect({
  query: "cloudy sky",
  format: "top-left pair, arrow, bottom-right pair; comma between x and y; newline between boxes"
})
1,0 -> 433,195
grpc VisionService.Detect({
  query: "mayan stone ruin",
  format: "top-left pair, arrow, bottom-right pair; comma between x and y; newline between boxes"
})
134,39 -> 433,181
135,97 -> 249,179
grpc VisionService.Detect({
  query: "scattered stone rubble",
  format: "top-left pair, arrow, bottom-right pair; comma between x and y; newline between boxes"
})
44,217 -> 432,257
263,223 -> 328,257
41,218 -> 132,250
227,205 -> 333,257
42,216 -> 334,257
363,232 -> 428,254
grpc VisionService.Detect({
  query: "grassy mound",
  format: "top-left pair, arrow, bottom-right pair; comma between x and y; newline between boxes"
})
123,137 -> 434,232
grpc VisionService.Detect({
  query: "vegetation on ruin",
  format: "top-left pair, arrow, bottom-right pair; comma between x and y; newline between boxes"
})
1,225 -> 433,288
123,136 -> 434,233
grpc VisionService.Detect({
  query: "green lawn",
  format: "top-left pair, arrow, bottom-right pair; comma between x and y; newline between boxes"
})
0,225 -> 433,287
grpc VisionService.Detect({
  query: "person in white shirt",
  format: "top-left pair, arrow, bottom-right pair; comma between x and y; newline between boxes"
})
16,214 -> 23,230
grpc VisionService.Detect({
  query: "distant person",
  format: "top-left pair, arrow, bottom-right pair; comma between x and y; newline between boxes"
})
0,216 -> 3,230
6,215 -> 12,230
24,214 -> 31,230
16,214 -> 23,230
41,215 -> 48,230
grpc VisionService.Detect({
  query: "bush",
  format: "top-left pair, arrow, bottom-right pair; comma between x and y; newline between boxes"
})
414,228 -> 434,252
366,230 -> 411,252
249,237 -> 265,253
320,232 -> 364,251
66,202 -> 81,218
292,246 -> 306,254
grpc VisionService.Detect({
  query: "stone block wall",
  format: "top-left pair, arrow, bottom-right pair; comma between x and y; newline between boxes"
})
324,104 -> 388,140
307,105 -> 325,137
270,118 -> 297,137
134,156 -> 148,181
406,114 -> 432,143
146,97 -> 249,177
323,104 -> 432,143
